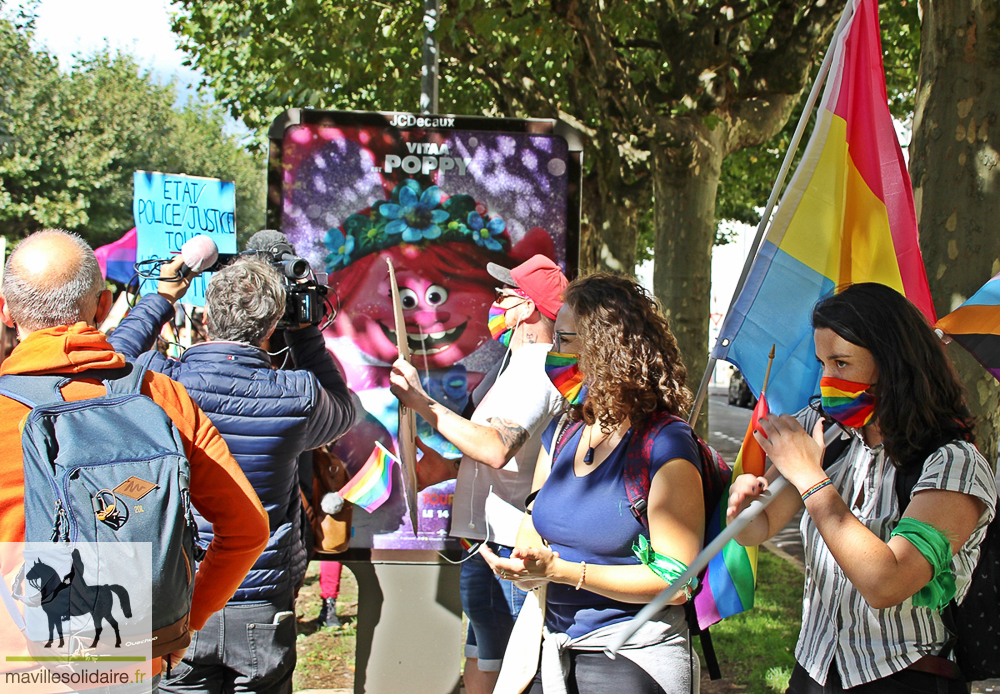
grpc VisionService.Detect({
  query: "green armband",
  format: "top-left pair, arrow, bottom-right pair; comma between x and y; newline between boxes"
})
632,535 -> 699,601
890,517 -> 956,612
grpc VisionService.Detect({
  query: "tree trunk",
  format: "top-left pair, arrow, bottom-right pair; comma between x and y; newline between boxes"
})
651,127 -> 725,438
910,0 -> 1000,464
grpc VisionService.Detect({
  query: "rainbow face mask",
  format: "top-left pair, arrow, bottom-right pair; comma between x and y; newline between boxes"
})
545,351 -> 587,405
487,303 -> 514,347
820,376 -> 876,427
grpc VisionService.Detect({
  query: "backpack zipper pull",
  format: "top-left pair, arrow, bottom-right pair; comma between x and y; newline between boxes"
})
50,499 -> 69,542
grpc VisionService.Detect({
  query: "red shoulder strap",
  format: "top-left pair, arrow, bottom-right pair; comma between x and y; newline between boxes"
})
624,412 -> 683,528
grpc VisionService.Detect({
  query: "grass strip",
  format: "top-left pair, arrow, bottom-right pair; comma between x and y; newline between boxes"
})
696,547 -> 804,693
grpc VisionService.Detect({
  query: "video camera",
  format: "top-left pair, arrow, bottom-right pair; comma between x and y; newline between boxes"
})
246,230 -> 329,329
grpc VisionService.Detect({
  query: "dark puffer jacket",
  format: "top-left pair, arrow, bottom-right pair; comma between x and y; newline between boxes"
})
109,294 -> 355,602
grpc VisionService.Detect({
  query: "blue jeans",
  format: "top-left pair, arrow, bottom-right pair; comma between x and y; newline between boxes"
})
460,543 -> 527,672
159,595 -> 296,694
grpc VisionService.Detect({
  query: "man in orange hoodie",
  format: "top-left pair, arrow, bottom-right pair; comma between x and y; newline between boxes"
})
0,229 -> 269,691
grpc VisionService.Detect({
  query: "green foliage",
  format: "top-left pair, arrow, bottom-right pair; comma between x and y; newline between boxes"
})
0,13 -> 264,249
715,1 -> 920,232
169,0 -> 918,266
170,0 -> 428,131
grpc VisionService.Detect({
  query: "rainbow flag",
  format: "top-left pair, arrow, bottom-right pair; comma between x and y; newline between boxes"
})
340,442 -> 398,513
94,227 -> 137,285
737,394 -> 769,479
694,395 -> 767,628
712,0 -> 935,416
935,273 -> 1000,384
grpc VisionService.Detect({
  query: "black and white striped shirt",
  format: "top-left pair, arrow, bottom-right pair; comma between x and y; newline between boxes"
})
795,409 -> 997,687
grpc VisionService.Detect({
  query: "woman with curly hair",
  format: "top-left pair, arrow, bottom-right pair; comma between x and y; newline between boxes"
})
728,283 -> 997,693
485,273 -> 708,694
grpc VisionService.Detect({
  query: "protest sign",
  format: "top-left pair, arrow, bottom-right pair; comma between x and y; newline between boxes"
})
133,172 -> 237,306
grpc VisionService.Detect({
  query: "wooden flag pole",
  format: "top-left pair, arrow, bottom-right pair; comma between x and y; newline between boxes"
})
761,344 -> 776,399
387,258 -> 421,536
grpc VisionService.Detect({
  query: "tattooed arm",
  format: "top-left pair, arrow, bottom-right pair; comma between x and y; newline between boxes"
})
487,418 -> 529,457
389,358 -> 531,469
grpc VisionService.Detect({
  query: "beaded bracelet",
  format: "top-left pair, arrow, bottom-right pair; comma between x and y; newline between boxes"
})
801,477 -> 832,502
575,561 -> 587,590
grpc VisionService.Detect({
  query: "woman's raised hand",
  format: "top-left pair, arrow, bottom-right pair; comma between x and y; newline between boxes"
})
753,415 -> 827,493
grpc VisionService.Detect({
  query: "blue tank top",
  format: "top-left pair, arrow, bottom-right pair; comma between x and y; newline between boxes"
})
532,419 -> 700,638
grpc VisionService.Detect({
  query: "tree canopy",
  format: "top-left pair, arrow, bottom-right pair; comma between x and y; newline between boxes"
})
0,12 -> 265,248
169,0 -> 923,428
170,1 -> 917,237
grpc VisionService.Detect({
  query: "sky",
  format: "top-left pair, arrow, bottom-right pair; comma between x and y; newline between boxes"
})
14,0 -> 199,95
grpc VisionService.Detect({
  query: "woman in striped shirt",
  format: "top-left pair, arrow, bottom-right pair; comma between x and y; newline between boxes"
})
728,283 -> 996,693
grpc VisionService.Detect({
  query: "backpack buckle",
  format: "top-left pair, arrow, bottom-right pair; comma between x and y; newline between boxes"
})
630,497 -> 648,523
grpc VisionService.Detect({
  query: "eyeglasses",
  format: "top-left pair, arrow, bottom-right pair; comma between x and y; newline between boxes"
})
494,287 -> 527,304
554,331 -> 578,352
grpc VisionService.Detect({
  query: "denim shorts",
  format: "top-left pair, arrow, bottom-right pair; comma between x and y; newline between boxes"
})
460,543 -> 527,672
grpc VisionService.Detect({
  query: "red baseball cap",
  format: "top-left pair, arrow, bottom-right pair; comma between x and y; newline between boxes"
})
487,255 -> 568,320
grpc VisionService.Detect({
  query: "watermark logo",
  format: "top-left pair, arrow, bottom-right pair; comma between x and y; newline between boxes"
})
0,542 -> 155,692
27,550 -> 130,650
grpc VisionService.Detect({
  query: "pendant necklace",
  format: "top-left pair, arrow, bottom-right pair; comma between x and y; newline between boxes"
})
583,423 -> 616,464
583,424 -> 598,463
584,425 -> 596,463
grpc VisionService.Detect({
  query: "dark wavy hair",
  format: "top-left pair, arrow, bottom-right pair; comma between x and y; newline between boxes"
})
564,274 -> 692,431
812,282 -> 975,469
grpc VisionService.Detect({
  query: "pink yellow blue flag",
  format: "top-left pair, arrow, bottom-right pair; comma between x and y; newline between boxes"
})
339,442 -> 398,513
712,0 -> 935,415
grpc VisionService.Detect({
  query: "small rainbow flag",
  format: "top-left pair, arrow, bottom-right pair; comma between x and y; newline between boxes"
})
738,394 -> 769,479
820,377 -> 875,427
694,395 -> 766,628
935,273 -> 1000,384
544,352 -> 586,405
340,442 -> 398,513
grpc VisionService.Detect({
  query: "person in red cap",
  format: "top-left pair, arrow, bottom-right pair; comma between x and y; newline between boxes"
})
390,254 -> 567,694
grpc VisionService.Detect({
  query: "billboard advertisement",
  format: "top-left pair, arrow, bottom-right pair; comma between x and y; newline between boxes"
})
268,110 -> 581,551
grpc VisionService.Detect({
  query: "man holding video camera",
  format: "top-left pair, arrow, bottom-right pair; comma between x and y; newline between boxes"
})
109,232 -> 355,694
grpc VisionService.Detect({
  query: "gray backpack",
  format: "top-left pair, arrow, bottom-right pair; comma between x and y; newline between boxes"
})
0,353 -> 201,659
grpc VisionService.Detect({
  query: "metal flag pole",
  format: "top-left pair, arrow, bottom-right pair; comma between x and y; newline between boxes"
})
606,475 -> 790,656
687,0 -> 858,430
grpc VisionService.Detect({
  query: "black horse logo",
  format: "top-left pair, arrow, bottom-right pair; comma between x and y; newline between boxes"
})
25,549 -> 132,649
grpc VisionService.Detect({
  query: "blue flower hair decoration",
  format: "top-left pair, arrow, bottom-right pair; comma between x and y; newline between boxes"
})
322,179 -> 510,273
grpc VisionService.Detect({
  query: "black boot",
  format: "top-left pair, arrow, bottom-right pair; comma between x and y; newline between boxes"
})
319,597 -> 341,627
